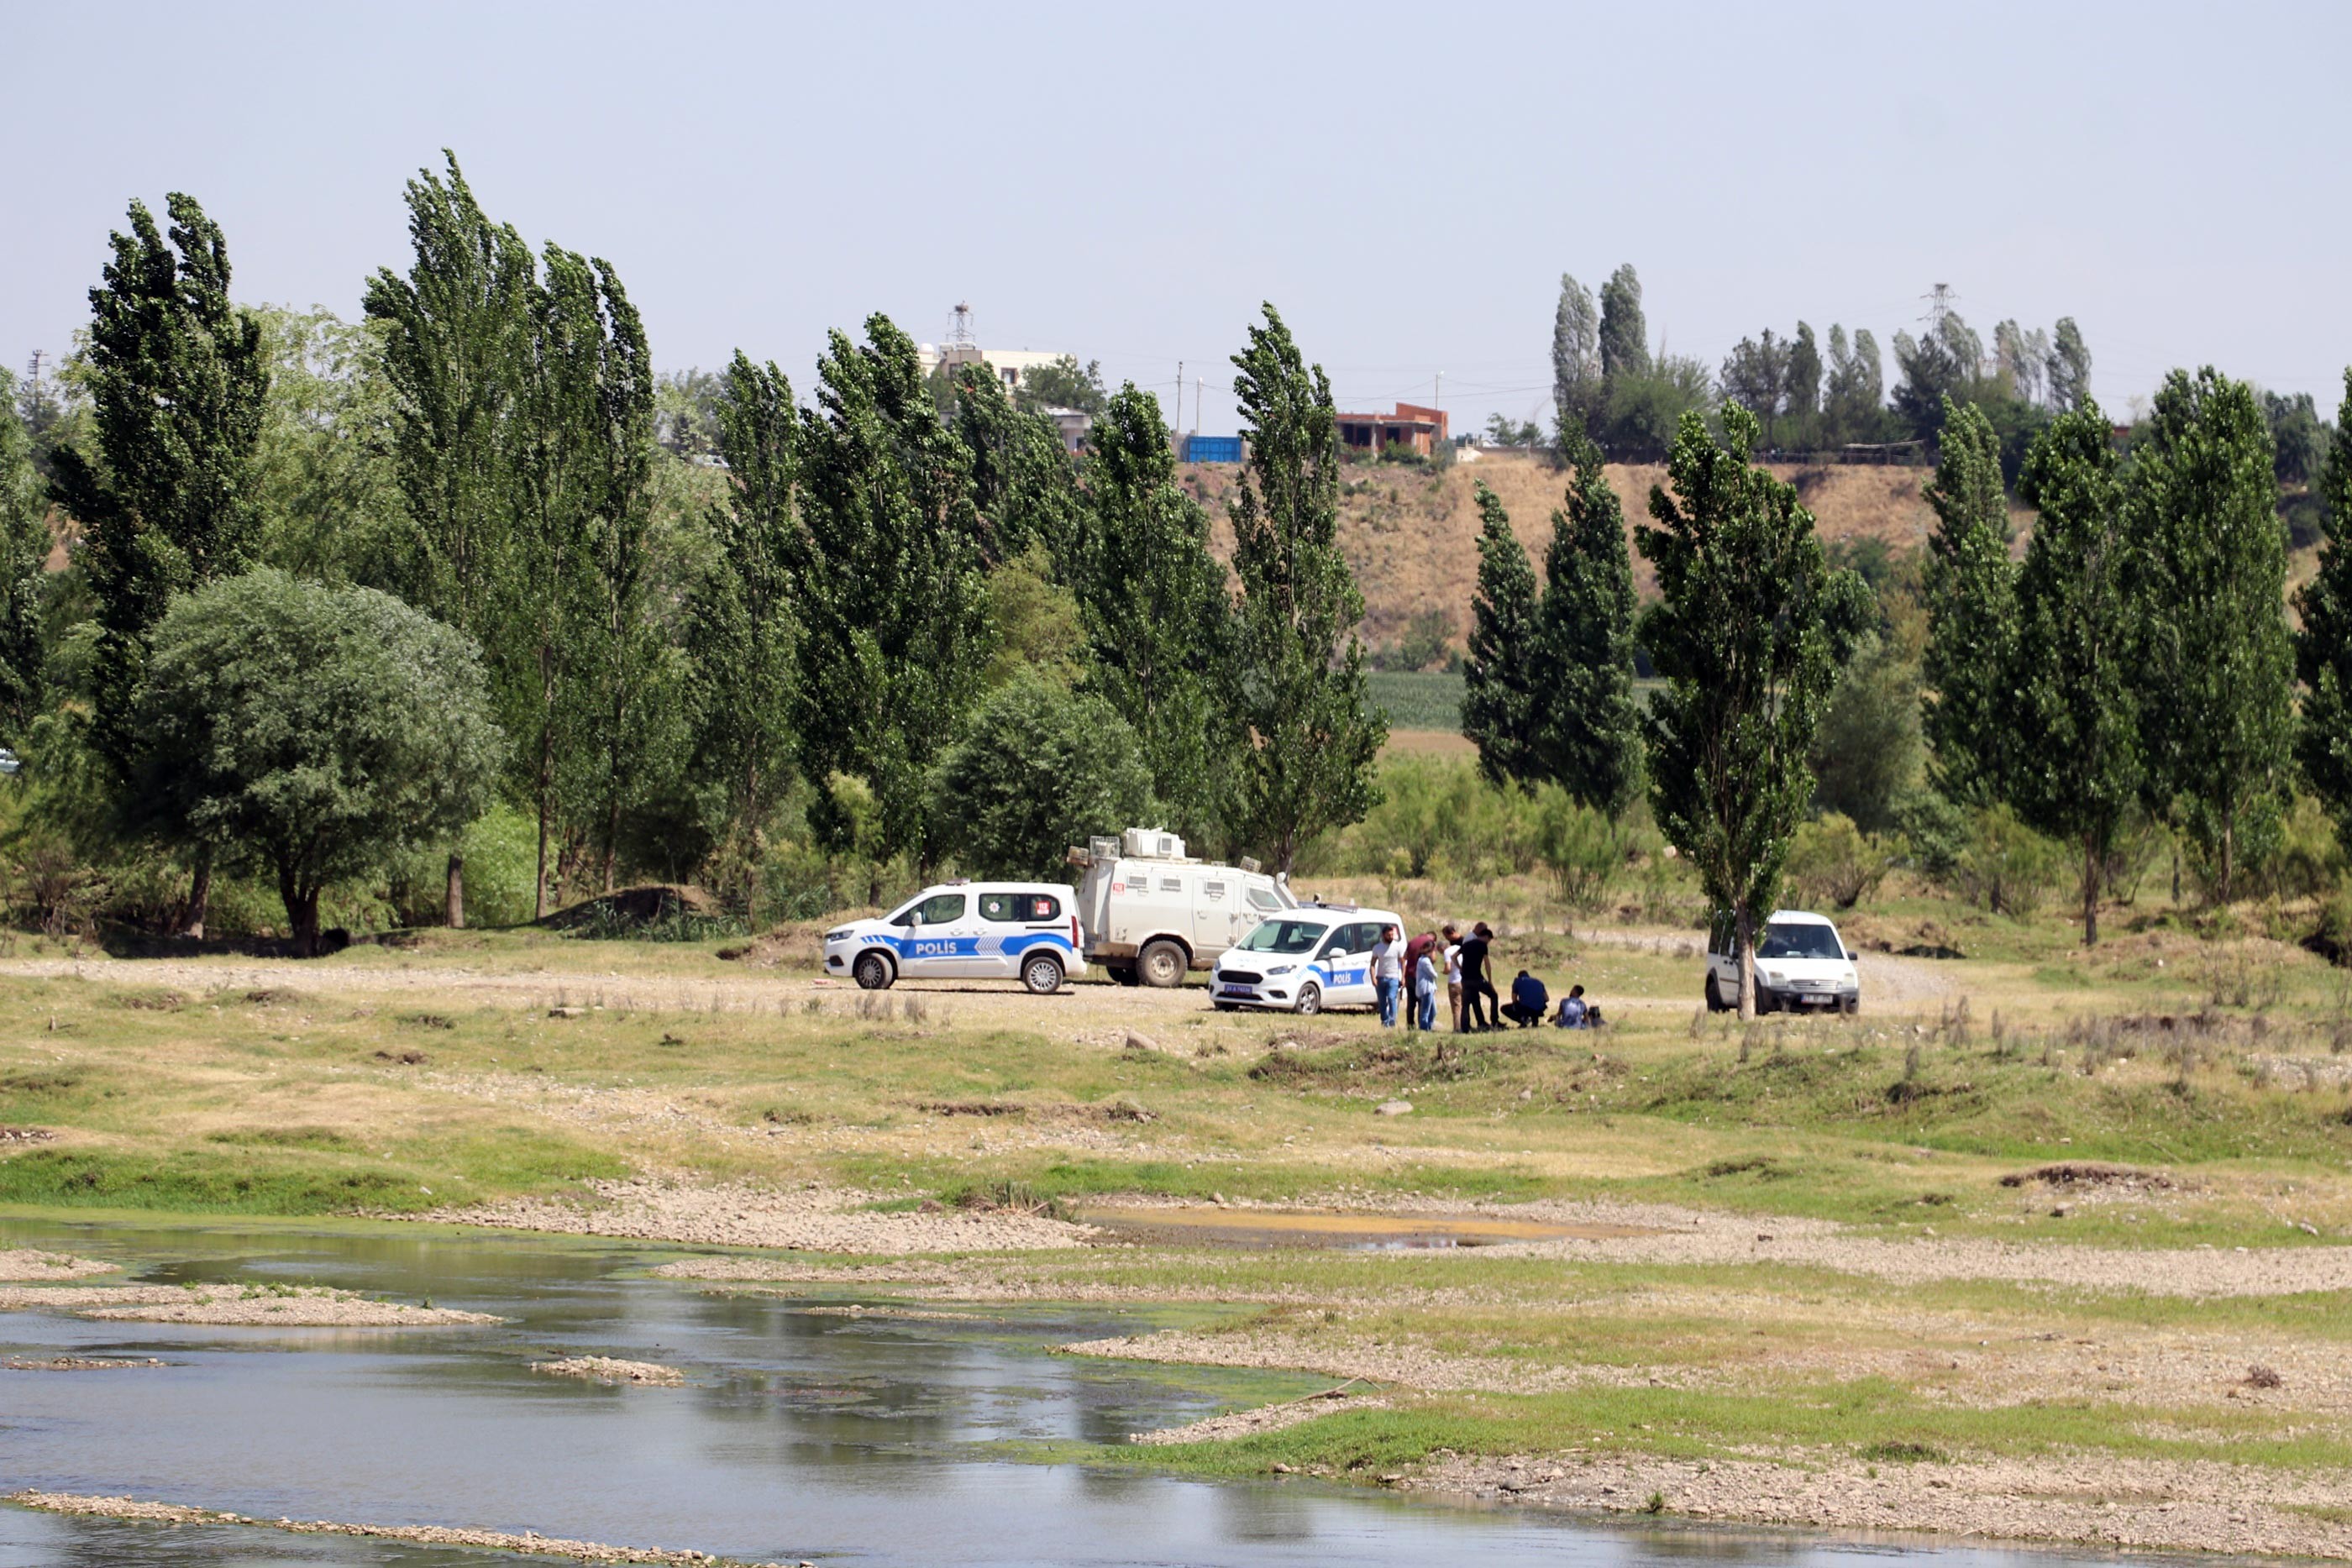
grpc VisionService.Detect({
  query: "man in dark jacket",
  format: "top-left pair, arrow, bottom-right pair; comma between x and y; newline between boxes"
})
1459,922 -> 1499,1030
1501,969 -> 1548,1027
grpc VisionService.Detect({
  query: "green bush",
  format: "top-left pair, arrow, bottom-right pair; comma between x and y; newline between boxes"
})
928,670 -> 1153,882
1320,756 -> 1540,881
1532,785 -> 1625,910
1786,813 -> 1900,910
1950,805 -> 2063,915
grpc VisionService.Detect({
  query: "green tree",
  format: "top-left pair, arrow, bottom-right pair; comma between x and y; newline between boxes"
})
1824,325 -> 1885,446
1639,405 -> 1848,1018
2129,368 -> 2294,899
1784,323 -> 1823,433
1811,632 -> 1924,834
2046,318 -> 2092,414
1531,435 -> 1641,815
1919,397 -> 2016,804
2009,401 -> 2139,943
791,315 -> 991,859
1226,305 -> 1386,872
2294,370 -> 2352,842
49,192 -> 269,937
927,669 -> 1152,882
247,305 -> 402,580
1011,354 -> 1110,421
1551,273 -> 1601,442
364,153 -> 535,925
0,366 -> 49,741
50,194 -> 267,774
1461,480 -> 1542,787
1598,263 -> 1650,382
1602,354 -> 1714,461
128,569 -> 501,956
955,365 -> 1083,564
685,351 -> 800,916
1070,384 -> 1236,842
1718,329 -> 1791,446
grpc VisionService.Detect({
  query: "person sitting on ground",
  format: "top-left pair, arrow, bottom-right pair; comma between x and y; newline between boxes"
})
1552,983 -> 1589,1029
1500,968 -> 1548,1028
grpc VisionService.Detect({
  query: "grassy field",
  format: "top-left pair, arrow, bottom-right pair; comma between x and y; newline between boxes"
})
4,884 -> 2352,1552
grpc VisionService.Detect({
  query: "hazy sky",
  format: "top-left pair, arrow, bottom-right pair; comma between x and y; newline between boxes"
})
8,1 -> 2349,437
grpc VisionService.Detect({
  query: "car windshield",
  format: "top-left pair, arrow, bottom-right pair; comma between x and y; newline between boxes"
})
1236,918 -> 1328,956
1758,920 -> 1843,960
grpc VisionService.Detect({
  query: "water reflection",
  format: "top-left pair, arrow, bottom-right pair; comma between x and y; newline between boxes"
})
0,1218 -> 2150,1568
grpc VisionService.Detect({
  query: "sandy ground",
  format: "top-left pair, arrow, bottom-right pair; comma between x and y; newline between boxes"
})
530,1356 -> 685,1386
0,1282 -> 498,1326
7,1492 -> 801,1566
0,1248 -> 115,1282
4,1355 -> 165,1370
435,1177 -> 1097,1253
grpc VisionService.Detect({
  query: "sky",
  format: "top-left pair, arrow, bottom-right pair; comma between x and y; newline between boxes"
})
7,0 -> 2349,438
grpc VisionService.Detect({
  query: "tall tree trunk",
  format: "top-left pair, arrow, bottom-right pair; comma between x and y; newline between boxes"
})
1735,903 -> 1757,1022
2082,834 -> 2101,947
603,795 -> 619,894
445,850 -> 465,930
182,850 -> 213,941
534,643 -> 554,921
279,866 -> 321,958
2220,816 -> 2236,905
743,764 -> 763,922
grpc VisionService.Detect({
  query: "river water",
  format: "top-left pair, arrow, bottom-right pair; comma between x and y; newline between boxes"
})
0,1218 -> 2144,1568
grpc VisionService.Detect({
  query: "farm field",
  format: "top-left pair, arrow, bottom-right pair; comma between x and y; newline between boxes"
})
4,889 -> 2351,1559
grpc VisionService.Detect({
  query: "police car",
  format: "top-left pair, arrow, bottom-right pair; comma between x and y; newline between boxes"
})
824,881 -> 1084,995
1206,904 -> 1403,1015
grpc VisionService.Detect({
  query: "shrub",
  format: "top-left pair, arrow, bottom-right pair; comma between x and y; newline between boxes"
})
1786,813 -> 1899,909
1950,805 -> 2063,915
1532,785 -> 1625,910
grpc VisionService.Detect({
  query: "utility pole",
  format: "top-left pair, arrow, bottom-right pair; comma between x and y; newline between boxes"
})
1174,360 -> 1183,437
1194,375 -> 1201,437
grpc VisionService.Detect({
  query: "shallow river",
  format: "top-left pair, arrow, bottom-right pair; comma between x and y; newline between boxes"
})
1,1219 -> 2142,1568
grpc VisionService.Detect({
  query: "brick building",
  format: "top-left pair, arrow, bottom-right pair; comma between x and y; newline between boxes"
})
1336,401 -> 1449,457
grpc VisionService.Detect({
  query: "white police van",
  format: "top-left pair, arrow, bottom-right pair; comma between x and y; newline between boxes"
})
824,881 -> 1084,995
1206,904 -> 1402,1015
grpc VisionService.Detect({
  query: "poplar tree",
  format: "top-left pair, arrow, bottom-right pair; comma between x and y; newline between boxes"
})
1226,305 -> 1385,872
2128,368 -> 2292,900
1598,264 -> 1650,382
1640,405 -> 1845,1019
2010,401 -> 2139,945
1551,273 -> 1601,442
364,151 -> 535,926
2293,370 -> 2352,840
50,192 -> 268,936
1071,383 -> 1236,842
0,367 -> 46,740
1531,434 -> 1641,815
685,351 -> 799,915
791,315 -> 991,858
1919,397 -> 2017,804
1462,480 -> 1541,787
2046,318 -> 2093,413
954,366 -> 1082,566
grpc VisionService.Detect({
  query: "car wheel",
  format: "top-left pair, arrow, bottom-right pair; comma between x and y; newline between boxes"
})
1213,1000 -> 1239,1012
1021,953 -> 1065,995
1840,995 -> 1860,1016
1704,973 -> 1728,1013
1107,964 -> 1138,987
853,951 -> 894,991
1138,939 -> 1188,989
1293,983 -> 1321,1016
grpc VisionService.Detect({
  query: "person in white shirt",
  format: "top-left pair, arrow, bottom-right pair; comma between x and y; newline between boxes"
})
1441,923 -> 1464,1032
1372,924 -> 1405,1027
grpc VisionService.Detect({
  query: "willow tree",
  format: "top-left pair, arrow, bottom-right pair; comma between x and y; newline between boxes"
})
1226,305 -> 1384,872
1640,405 -> 1845,1019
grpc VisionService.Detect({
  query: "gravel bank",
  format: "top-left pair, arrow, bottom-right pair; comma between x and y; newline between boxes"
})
3,1356 -> 165,1371
0,1249 -> 116,1282
1412,1450 -> 2352,1560
433,1177 -> 1096,1253
7,1492 -> 801,1566
531,1356 -> 685,1386
0,1283 -> 498,1326
1129,1385 -> 1385,1445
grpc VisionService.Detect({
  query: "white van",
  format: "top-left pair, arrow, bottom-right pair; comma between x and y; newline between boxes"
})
1207,905 -> 1403,1015
1704,908 -> 1860,1014
823,882 -> 1084,995
1073,829 -> 1297,987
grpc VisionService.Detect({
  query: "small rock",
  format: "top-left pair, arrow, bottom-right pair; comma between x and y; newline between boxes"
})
1755,1233 -> 1774,1242
1124,1030 -> 1158,1052
1375,1099 -> 1413,1116
1271,1462 -> 1295,1474
548,1007 -> 585,1020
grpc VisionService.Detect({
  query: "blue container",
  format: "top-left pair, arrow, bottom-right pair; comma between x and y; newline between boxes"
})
1184,434 -> 1242,464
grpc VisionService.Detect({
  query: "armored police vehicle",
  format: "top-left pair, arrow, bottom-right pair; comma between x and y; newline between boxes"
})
1071,828 -> 1297,987
1207,903 -> 1404,1015
823,881 -> 1084,995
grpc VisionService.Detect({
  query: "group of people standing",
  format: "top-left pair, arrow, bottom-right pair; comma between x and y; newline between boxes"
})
1368,922 -> 1599,1033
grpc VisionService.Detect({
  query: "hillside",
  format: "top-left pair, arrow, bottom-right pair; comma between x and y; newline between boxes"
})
1184,449 -> 1985,654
